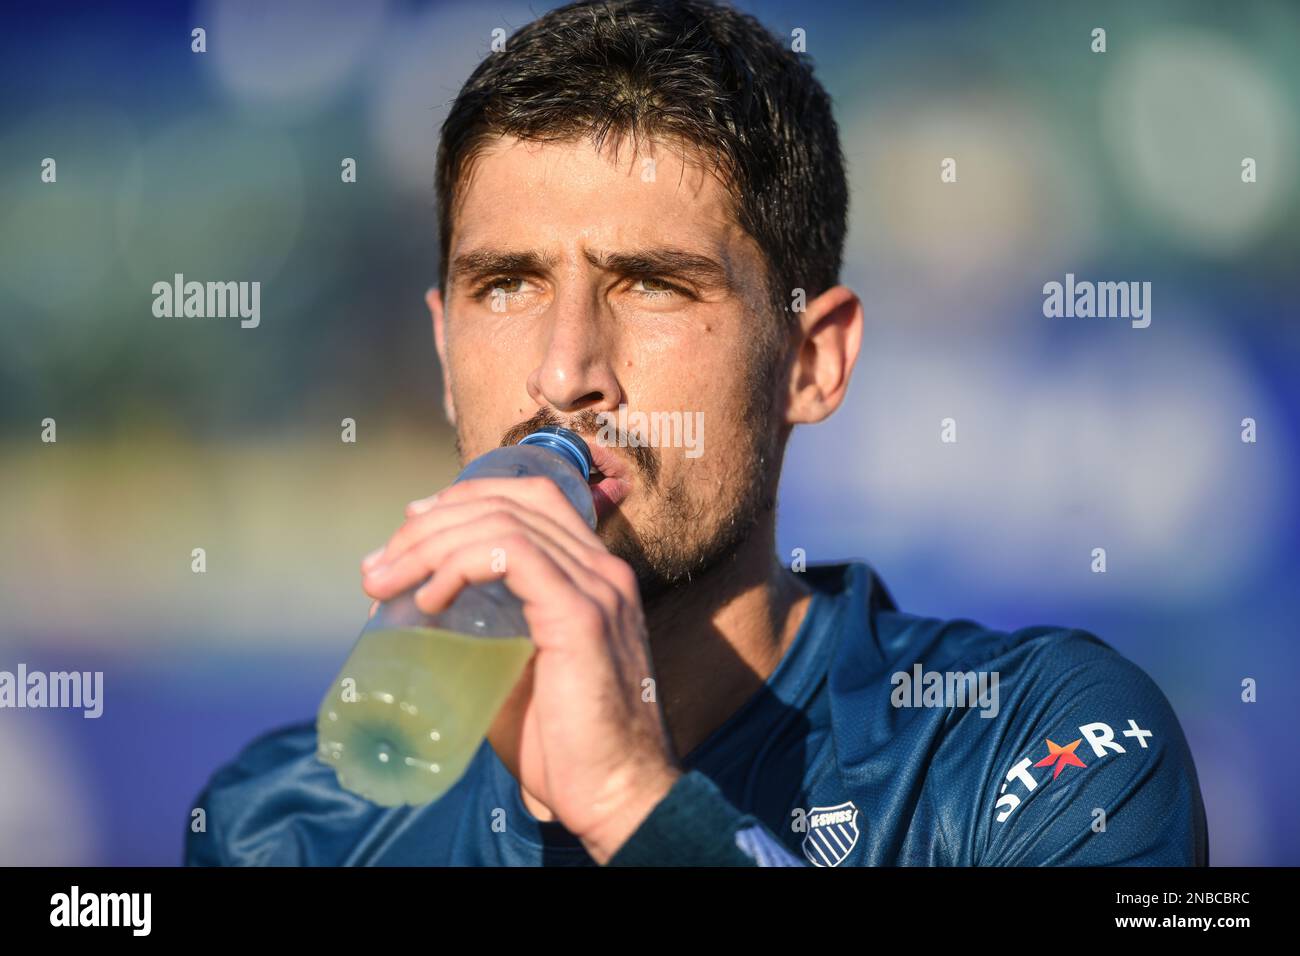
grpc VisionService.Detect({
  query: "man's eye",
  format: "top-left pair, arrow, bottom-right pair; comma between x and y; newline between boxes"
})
478,276 -> 525,297
470,275 -> 682,303
471,276 -> 534,309
632,277 -> 680,298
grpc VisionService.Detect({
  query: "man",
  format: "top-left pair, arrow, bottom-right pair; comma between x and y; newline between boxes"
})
186,0 -> 1207,867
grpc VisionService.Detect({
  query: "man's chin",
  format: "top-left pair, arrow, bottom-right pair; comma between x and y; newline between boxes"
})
597,521 -> 684,603
604,522 -> 755,606
595,468 -> 777,605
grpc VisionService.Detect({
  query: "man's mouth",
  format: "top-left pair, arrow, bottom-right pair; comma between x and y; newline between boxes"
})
581,439 -> 632,522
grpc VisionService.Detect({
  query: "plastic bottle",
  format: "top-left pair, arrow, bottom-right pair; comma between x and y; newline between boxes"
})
316,426 -> 596,807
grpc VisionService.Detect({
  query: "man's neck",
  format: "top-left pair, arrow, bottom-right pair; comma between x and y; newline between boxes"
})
640,522 -> 812,761
520,513 -> 813,822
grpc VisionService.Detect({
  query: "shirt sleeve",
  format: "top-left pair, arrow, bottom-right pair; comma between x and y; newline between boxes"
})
605,770 -> 806,867
977,632 -> 1209,866
184,721 -> 353,867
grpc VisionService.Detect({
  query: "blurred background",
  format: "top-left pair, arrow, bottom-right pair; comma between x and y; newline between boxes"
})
1,0 -> 1296,865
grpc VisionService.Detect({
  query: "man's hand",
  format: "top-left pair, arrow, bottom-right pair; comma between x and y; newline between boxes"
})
359,475 -> 682,863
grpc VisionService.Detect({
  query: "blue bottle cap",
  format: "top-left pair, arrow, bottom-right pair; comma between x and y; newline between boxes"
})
516,427 -> 593,481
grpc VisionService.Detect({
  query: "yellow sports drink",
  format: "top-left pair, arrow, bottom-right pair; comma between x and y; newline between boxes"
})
316,427 -> 597,807
316,626 -> 534,807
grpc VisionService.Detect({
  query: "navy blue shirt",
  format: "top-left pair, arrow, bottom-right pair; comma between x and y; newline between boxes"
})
186,562 -> 1208,866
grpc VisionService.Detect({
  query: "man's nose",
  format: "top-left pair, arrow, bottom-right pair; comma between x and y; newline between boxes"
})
526,289 -> 623,414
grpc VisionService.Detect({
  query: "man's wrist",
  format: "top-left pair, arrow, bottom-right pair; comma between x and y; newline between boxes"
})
578,764 -> 684,865
601,768 -> 777,866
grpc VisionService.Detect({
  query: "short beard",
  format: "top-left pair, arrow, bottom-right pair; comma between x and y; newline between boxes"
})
604,337 -> 785,605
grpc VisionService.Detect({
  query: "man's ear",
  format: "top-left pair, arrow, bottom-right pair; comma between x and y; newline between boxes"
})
783,284 -> 864,426
426,286 -> 456,428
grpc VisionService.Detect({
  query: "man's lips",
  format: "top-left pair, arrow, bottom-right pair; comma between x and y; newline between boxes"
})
580,439 -> 632,521
589,476 -> 630,522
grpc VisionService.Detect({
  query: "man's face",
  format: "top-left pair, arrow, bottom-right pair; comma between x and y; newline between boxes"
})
432,134 -> 786,600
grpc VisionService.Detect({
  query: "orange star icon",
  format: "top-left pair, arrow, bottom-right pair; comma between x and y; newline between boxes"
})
1033,738 -> 1087,779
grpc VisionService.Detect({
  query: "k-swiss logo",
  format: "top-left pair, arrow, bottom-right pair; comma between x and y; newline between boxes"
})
801,801 -> 861,867
994,717 -> 1154,824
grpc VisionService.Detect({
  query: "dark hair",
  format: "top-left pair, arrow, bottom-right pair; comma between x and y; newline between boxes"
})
435,0 -> 848,347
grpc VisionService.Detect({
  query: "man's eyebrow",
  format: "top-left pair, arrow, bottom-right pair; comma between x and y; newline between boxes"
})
448,246 -> 734,291
585,247 -> 734,290
449,249 -> 560,286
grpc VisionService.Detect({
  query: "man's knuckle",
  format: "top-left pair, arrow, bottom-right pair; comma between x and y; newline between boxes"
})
434,483 -> 464,503
583,577 -> 618,609
604,557 -> 638,592
573,597 -> 607,629
415,537 -> 445,564
501,530 -> 533,553
470,511 -> 516,542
